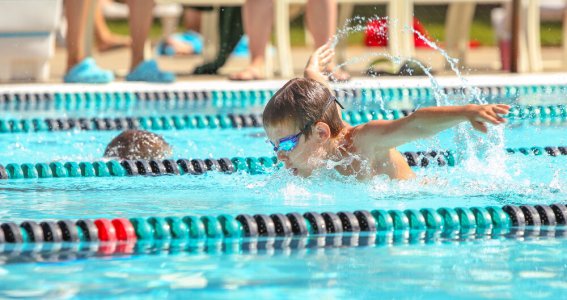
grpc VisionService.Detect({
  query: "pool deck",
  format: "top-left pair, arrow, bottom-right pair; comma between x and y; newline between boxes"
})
11,45 -> 567,84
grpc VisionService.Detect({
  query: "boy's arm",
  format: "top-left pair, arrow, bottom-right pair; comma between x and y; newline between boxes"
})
304,43 -> 334,87
356,104 -> 510,150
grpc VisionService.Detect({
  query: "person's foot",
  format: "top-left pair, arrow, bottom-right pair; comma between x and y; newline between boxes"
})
97,34 -> 131,52
125,60 -> 175,83
228,66 -> 265,81
327,68 -> 351,82
64,57 -> 114,84
156,31 -> 203,56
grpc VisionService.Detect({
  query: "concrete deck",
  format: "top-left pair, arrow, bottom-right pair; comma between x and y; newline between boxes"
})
21,45 -> 567,84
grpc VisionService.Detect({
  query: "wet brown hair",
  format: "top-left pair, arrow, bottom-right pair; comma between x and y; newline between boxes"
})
104,130 -> 172,160
262,78 -> 344,138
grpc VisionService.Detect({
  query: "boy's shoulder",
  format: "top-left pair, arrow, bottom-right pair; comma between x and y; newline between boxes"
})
343,124 -> 365,152
346,121 -> 387,153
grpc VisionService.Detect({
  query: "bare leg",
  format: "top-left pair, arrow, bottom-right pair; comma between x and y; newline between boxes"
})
127,0 -> 154,71
95,0 -> 131,52
65,0 -> 91,71
229,0 -> 273,80
306,0 -> 336,48
306,0 -> 349,80
183,8 -> 202,32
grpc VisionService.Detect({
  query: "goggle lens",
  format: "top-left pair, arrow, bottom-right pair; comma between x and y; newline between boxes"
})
278,139 -> 297,152
269,134 -> 300,153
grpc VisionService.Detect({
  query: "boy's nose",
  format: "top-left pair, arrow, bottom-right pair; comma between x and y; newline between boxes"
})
276,151 -> 288,161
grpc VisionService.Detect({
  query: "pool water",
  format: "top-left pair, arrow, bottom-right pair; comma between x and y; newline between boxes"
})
0,236 -> 565,299
0,80 -> 566,299
0,123 -> 565,163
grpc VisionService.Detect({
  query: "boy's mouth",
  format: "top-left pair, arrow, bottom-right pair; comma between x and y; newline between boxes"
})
284,163 -> 299,175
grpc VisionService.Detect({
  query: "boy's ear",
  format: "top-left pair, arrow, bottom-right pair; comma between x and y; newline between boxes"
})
314,122 -> 331,141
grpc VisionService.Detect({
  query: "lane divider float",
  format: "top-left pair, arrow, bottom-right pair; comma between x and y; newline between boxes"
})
1,105 -> 565,133
3,218 -> 565,259
1,146 -> 566,180
0,204 -> 565,245
0,85 -> 565,112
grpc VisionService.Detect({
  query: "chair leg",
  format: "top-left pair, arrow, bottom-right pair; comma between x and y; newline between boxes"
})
399,0 -> 414,59
387,0 -> 401,62
445,3 -> 475,70
36,60 -> 50,82
201,8 -> 220,62
517,0 -> 530,73
562,0 -> 567,69
336,3 -> 354,64
84,0 -> 97,58
526,0 -> 543,72
0,61 -> 11,82
160,16 -> 179,38
143,39 -> 152,60
387,0 -> 413,64
264,44 -> 274,79
275,0 -> 293,77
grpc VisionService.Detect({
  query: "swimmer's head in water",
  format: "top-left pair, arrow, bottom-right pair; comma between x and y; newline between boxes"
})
263,78 -> 344,140
104,130 -> 172,160
263,78 -> 345,177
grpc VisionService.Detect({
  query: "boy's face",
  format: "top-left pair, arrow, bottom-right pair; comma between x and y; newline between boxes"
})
266,122 -> 326,177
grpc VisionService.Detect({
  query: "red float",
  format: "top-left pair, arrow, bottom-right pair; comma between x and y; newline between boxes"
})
112,218 -> 137,242
94,219 -> 117,242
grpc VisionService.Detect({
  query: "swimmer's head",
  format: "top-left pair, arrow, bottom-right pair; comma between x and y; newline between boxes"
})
104,130 -> 172,160
263,78 -> 345,177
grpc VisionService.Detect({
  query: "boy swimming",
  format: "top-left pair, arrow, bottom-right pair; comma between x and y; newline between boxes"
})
104,130 -> 172,160
263,44 -> 510,180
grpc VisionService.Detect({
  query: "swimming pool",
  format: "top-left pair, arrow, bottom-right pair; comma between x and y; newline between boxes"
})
0,74 -> 566,299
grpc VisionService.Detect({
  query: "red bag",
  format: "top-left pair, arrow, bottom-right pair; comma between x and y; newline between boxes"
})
364,17 -> 433,48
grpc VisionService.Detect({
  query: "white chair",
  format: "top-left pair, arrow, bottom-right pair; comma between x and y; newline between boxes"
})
409,0 -> 556,73
410,0 -> 512,70
274,0 -> 412,77
0,0 -> 62,82
492,0 -> 567,71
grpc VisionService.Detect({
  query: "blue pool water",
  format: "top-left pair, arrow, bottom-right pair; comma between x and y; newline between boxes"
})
0,236 -> 565,299
0,81 -> 566,299
0,123 -> 565,163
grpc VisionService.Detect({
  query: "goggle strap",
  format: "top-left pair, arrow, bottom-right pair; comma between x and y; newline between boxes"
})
334,98 -> 344,110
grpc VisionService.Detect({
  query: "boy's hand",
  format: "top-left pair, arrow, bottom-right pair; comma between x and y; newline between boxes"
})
304,42 -> 334,83
464,104 -> 510,133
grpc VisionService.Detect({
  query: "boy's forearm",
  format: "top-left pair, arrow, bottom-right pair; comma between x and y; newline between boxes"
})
365,104 -> 507,149
406,105 -> 470,135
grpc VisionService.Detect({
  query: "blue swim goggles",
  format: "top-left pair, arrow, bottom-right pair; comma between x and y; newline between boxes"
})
270,96 -> 344,153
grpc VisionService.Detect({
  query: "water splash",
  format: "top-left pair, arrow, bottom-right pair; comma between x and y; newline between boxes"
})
329,15 -> 510,182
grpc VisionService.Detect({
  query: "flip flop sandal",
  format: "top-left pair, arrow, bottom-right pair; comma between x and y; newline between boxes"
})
156,30 -> 204,56
125,60 -> 175,83
63,57 -> 114,84
231,35 -> 250,57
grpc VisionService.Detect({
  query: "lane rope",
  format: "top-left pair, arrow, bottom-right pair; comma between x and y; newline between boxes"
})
1,84 -> 565,112
0,204 -> 565,246
1,105 -> 565,133
1,146 -> 565,180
